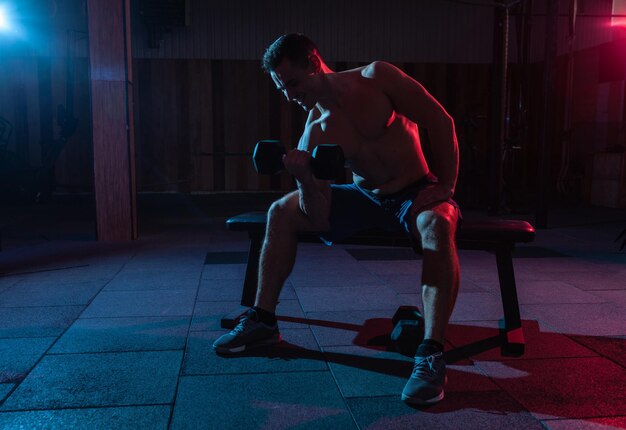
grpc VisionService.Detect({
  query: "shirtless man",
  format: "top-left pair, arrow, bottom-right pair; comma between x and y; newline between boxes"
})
213,33 -> 460,406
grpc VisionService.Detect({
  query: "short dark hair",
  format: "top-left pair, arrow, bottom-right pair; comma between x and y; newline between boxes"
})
262,33 -> 320,73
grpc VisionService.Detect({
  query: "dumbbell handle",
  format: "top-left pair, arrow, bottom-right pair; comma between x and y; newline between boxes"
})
253,141 -> 345,180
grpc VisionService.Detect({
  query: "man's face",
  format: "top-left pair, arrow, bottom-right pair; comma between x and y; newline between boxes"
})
270,58 -> 317,111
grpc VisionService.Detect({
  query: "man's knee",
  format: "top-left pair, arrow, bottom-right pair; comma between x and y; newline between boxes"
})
267,191 -> 313,233
416,206 -> 457,251
268,193 -> 297,224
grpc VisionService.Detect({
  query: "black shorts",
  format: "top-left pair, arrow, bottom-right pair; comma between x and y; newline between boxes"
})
320,172 -> 461,247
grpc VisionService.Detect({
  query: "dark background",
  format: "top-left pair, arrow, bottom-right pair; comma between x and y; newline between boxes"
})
1,0 -> 625,217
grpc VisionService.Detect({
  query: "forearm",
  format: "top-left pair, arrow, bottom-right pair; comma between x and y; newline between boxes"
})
427,116 -> 459,192
297,180 -> 331,230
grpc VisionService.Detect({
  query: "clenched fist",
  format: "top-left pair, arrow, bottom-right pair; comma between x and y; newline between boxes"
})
282,149 -> 315,184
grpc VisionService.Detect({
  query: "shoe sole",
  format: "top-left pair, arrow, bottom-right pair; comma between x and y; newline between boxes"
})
213,334 -> 282,355
401,376 -> 447,406
401,390 -> 444,405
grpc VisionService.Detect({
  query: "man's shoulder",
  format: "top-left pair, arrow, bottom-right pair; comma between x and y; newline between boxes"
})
334,62 -> 385,80
334,62 -> 393,95
360,61 -> 395,79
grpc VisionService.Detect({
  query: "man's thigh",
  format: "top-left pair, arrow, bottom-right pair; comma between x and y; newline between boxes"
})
320,183 -> 398,245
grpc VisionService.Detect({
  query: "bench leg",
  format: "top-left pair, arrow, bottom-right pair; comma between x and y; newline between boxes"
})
220,229 -> 264,329
241,230 -> 263,307
495,245 -> 525,356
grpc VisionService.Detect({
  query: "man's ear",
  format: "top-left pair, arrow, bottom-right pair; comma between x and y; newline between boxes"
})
308,55 -> 321,73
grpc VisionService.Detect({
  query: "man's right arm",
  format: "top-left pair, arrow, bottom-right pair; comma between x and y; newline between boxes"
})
283,111 -> 332,231
296,168 -> 331,231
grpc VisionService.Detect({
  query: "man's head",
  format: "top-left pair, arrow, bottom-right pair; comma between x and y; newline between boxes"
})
262,34 -> 325,111
262,33 -> 320,74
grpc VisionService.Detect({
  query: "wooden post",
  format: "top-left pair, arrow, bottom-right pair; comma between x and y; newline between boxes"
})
87,0 -> 137,240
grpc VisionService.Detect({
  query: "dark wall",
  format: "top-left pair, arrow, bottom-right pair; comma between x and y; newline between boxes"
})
1,0 -> 625,208
0,57 -> 93,199
131,59 -> 491,207
2,50 -> 623,208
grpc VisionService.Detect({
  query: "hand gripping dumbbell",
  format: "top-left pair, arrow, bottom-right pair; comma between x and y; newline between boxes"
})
252,140 -> 345,180
390,305 -> 425,357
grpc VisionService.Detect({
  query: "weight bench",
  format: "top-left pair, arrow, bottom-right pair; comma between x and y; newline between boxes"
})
222,211 -> 535,356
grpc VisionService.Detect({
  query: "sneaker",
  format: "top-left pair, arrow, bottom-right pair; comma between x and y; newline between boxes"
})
401,352 -> 446,405
212,309 -> 281,354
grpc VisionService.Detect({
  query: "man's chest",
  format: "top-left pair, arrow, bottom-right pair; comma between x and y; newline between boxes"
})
338,85 -> 395,139
312,105 -> 395,157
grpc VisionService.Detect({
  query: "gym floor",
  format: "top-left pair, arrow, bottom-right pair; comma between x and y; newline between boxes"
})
0,194 -> 625,429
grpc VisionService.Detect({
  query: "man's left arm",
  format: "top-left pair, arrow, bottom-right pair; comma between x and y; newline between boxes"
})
371,61 -> 459,203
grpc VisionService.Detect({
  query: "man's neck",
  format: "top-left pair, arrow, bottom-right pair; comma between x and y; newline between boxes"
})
314,69 -> 339,114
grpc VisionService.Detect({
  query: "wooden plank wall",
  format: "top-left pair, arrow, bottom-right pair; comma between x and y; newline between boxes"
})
2,1 -> 621,210
37,48 -> 615,208
0,56 -> 95,193
129,0 -> 614,63
132,0 -> 494,63
133,59 -> 309,193
131,59 -> 491,201
53,57 -> 94,191
1,56 -> 489,200
1,0 -> 613,62
0,58 -> 40,167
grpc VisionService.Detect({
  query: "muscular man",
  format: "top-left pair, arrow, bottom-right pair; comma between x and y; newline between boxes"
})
213,34 -> 460,406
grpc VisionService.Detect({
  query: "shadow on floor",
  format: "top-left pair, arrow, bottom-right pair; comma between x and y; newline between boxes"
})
217,316 -> 626,417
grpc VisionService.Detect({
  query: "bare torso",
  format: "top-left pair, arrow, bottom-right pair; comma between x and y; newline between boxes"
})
298,63 -> 430,195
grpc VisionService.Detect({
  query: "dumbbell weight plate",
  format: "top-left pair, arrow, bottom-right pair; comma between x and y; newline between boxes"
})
391,305 -> 422,326
252,140 -> 286,175
391,319 -> 425,357
390,305 -> 425,356
311,144 -> 345,180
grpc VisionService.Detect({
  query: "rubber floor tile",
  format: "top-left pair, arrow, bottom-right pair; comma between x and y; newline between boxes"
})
171,372 -> 356,430
50,316 -> 190,353
567,334 -> 626,368
521,303 -> 626,336
0,337 -> 56,383
0,351 -> 182,410
542,416 -> 626,430
81,290 -> 196,318
0,305 -> 84,338
476,357 -> 626,419
347,391 -> 544,430
0,406 -> 171,430
445,320 -> 598,361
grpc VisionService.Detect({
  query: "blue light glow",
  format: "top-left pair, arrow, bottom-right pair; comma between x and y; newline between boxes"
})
0,5 -> 10,32
0,2 -> 26,41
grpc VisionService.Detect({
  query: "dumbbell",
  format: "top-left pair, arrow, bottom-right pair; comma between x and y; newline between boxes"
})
390,305 -> 425,357
252,140 -> 345,180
